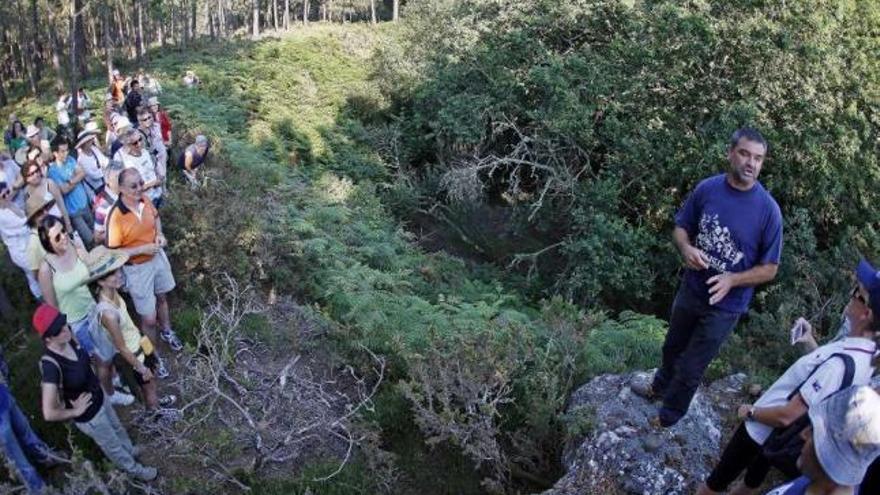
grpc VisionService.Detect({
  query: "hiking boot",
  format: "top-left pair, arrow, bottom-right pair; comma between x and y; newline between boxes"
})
109,391 -> 136,407
155,357 -> 170,379
160,328 -> 184,352
130,464 -> 158,481
630,380 -> 662,402
158,394 -> 177,408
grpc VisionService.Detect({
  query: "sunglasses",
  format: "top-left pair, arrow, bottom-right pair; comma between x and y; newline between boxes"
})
852,285 -> 869,306
125,180 -> 145,190
52,227 -> 68,244
130,138 -> 142,146
139,116 -> 153,122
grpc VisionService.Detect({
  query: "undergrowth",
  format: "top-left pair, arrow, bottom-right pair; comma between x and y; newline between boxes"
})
1,24 -> 673,493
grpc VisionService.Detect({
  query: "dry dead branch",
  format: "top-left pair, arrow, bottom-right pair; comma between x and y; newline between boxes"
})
440,116 -> 589,221
132,274 -> 387,491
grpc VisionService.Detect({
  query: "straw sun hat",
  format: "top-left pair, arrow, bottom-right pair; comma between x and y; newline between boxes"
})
25,194 -> 55,223
83,246 -> 130,284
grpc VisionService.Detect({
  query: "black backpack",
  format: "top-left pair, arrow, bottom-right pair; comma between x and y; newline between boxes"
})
761,352 -> 855,479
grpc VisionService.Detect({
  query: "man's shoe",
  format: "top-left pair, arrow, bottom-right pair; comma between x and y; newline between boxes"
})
155,357 -> 170,379
109,391 -> 136,407
160,328 -> 184,352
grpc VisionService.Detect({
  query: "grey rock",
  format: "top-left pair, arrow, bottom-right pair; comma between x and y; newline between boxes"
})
544,370 -> 748,495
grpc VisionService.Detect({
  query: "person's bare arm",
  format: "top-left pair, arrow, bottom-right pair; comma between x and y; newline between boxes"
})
38,262 -> 58,307
41,383 -> 92,422
48,181 -> 73,230
738,394 -> 807,428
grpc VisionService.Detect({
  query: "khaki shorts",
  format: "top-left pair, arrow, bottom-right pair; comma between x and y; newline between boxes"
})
123,249 -> 176,317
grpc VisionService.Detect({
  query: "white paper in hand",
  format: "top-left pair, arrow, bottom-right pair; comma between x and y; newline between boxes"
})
790,318 -> 808,345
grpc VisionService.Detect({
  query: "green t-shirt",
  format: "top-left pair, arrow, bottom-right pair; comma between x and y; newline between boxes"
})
51,257 -> 94,322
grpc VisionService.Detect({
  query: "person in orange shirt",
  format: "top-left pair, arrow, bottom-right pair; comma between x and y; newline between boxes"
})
105,168 -> 182,379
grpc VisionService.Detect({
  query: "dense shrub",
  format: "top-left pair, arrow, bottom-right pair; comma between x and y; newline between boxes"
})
374,0 -> 880,378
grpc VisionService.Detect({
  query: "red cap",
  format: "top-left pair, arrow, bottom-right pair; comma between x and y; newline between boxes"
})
32,304 -> 66,338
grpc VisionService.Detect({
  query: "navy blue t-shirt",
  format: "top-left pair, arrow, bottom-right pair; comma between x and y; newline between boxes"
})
675,174 -> 783,314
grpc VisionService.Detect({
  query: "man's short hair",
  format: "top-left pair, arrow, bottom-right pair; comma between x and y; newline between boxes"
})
50,137 -> 67,152
118,167 -> 141,187
123,128 -> 140,144
130,79 -> 140,88
729,127 -> 768,153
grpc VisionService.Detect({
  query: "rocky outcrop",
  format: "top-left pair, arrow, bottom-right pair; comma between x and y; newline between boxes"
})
544,370 -> 748,495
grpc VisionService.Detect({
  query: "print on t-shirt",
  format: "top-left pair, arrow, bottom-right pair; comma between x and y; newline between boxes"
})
696,213 -> 744,273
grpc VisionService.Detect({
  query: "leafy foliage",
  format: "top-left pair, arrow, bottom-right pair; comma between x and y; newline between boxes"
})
373,0 -> 880,380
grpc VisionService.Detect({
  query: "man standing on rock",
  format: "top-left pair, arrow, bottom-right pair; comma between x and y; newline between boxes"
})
633,128 -> 783,427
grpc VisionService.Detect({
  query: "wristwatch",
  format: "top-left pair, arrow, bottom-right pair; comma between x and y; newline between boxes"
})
747,406 -> 756,420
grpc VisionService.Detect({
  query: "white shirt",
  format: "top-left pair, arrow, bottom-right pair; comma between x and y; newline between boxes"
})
77,145 -> 108,192
746,337 -> 876,444
0,207 -> 30,258
56,98 -> 70,126
1,159 -> 24,209
116,148 -> 162,201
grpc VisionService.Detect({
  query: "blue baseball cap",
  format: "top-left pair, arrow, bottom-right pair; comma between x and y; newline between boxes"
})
856,259 -> 880,318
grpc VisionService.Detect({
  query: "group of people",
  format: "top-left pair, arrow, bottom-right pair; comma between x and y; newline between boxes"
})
0,66 -> 211,492
631,128 -> 880,495
1,76 -> 876,494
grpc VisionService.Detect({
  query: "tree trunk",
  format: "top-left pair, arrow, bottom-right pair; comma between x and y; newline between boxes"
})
30,0 -> 43,82
191,0 -> 197,40
302,0 -> 309,25
75,0 -> 89,77
0,69 -> 7,107
89,16 -> 99,58
16,0 -> 38,95
208,10 -> 215,40
217,0 -> 226,37
46,2 -> 66,92
103,0 -> 112,82
69,0 -> 80,136
181,1 -> 189,47
393,0 -> 399,22
283,0 -> 289,30
158,9 -> 165,47
328,0 -> 333,22
114,1 -> 125,40
252,0 -> 259,38
271,0 -> 277,30
134,0 -> 145,63
370,0 -> 376,24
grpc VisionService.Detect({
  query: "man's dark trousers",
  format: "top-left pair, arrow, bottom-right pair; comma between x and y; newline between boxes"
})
652,284 -> 740,426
